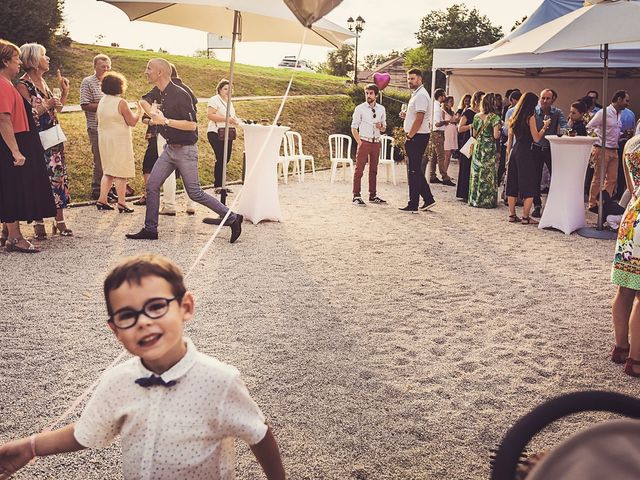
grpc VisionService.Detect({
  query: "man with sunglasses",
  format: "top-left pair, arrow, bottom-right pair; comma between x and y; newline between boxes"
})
350,83 -> 387,206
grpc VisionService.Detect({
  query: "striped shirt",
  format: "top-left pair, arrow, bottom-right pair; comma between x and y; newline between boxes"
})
80,74 -> 103,129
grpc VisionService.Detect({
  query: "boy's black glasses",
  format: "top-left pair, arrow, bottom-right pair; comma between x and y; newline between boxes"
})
108,297 -> 179,329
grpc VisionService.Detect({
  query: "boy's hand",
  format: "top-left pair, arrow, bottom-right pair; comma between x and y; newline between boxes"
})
0,437 -> 34,479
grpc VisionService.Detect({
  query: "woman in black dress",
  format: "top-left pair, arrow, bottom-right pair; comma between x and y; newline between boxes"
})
0,39 -> 56,253
456,90 -> 483,201
505,92 -> 551,224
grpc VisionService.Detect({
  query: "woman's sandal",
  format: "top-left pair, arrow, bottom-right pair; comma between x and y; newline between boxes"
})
33,220 -> 48,240
52,220 -> 73,237
521,216 -> 538,225
509,214 -> 521,223
611,345 -> 630,364
624,357 -> 640,377
5,237 -> 40,253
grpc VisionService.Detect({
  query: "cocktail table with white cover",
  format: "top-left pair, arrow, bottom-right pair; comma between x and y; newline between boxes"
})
539,135 -> 596,235
237,124 -> 289,224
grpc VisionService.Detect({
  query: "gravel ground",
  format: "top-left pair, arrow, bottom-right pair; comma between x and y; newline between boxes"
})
2,162 -> 640,479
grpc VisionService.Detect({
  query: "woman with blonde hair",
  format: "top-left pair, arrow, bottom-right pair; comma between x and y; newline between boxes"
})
468,93 -> 501,208
456,90 -> 484,201
0,39 -> 55,253
16,42 -> 71,238
95,71 -> 141,213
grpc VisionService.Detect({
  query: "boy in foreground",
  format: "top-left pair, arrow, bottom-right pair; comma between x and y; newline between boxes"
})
0,254 -> 285,480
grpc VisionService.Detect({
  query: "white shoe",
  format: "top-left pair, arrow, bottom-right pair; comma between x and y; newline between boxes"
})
159,207 -> 177,216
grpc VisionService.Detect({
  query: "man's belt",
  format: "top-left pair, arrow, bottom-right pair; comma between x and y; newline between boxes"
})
360,137 -> 380,143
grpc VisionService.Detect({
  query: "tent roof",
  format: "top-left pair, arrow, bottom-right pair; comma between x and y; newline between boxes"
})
433,0 -> 640,71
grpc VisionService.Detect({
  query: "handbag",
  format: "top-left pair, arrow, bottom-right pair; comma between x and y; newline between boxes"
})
39,123 -> 67,150
217,127 -> 236,141
460,136 -> 476,158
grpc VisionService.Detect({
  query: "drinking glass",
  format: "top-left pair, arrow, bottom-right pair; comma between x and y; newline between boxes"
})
52,88 -> 61,99
400,103 -> 408,114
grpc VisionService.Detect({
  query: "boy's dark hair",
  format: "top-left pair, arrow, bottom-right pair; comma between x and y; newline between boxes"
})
103,254 -> 187,315
365,83 -> 379,95
509,90 -> 522,102
433,88 -> 446,100
612,90 -> 628,103
407,68 -> 423,77
101,71 -> 127,96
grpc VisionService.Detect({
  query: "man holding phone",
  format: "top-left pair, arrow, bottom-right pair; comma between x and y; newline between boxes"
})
350,83 -> 387,206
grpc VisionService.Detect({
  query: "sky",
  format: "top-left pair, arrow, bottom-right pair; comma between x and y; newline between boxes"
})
63,0 -> 544,67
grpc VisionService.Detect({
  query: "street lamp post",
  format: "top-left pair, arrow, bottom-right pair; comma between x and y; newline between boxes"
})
347,15 -> 365,85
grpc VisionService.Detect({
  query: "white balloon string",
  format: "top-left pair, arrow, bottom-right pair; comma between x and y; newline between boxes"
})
36,29 -> 309,438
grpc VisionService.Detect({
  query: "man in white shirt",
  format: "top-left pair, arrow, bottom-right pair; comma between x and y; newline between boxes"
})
350,84 -> 387,205
587,90 -> 629,211
399,68 -> 436,213
427,88 -> 454,186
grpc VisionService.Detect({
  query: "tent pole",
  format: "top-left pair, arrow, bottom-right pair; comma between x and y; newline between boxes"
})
577,43 -> 616,240
596,43 -> 609,230
220,10 -> 239,206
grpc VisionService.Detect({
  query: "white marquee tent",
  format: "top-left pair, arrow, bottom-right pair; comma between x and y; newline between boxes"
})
432,0 -> 640,112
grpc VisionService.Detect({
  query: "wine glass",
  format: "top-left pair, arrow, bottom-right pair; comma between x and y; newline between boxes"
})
400,103 -> 408,114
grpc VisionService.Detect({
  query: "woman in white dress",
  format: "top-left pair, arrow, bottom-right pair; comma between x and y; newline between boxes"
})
96,72 -> 141,213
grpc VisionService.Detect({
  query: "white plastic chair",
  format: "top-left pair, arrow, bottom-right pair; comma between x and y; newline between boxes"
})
328,134 -> 353,183
276,135 -> 299,183
286,131 -> 315,181
378,135 -> 397,185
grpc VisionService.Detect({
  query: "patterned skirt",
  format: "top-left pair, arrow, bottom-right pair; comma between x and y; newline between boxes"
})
612,196 -> 640,290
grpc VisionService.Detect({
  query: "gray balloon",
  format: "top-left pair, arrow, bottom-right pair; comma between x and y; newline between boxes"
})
284,0 -> 343,27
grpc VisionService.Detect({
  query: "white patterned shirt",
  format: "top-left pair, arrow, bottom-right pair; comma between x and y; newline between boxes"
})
74,338 -> 268,480
351,102 -> 386,140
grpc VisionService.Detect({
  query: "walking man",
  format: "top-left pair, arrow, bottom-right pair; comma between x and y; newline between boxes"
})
399,68 -> 436,213
80,54 -> 112,200
126,58 -> 243,243
427,88 -> 454,186
351,83 -> 387,206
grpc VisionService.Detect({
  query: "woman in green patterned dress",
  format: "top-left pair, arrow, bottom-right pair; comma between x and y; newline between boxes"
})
468,93 -> 502,208
611,134 -> 640,376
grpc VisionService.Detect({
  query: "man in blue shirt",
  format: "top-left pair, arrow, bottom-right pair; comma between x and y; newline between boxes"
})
531,88 -> 568,218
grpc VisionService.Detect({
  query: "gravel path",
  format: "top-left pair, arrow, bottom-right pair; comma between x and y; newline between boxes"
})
2,162 -> 640,479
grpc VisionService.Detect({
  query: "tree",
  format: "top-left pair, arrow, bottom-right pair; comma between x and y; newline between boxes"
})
318,43 -> 354,77
407,4 -> 503,88
363,50 -> 402,70
0,0 -> 64,51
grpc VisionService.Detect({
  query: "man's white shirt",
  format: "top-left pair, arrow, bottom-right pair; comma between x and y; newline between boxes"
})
404,85 -> 431,134
351,102 -> 386,139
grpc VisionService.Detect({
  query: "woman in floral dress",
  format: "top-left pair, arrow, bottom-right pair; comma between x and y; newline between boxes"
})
611,134 -> 640,377
468,93 -> 501,208
17,43 -> 71,239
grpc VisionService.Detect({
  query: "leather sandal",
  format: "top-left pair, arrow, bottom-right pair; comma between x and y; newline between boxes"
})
521,216 -> 538,225
33,220 -> 47,240
52,220 -> 73,236
611,345 -> 630,364
624,357 -> 640,377
508,214 -> 521,223
5,237 -> 40,253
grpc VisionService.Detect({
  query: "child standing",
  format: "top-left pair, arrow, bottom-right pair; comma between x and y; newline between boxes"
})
0,254 -> 285,480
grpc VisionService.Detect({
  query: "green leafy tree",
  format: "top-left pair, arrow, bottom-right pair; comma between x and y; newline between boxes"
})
317,43 -> 354,77
0,0 -> 64,50
406,4 -> 502,88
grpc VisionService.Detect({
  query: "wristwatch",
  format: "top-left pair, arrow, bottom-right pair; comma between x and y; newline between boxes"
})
164,118 -> 170,126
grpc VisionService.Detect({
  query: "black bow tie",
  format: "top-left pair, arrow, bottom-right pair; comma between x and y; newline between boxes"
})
135,375 -> 177,388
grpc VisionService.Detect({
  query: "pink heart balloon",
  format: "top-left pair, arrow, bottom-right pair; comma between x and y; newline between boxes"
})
373,72 -> 391,91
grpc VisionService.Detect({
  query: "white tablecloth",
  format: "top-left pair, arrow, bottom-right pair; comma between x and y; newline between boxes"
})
237,124 -> 289,224
539,135 -> 596,235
